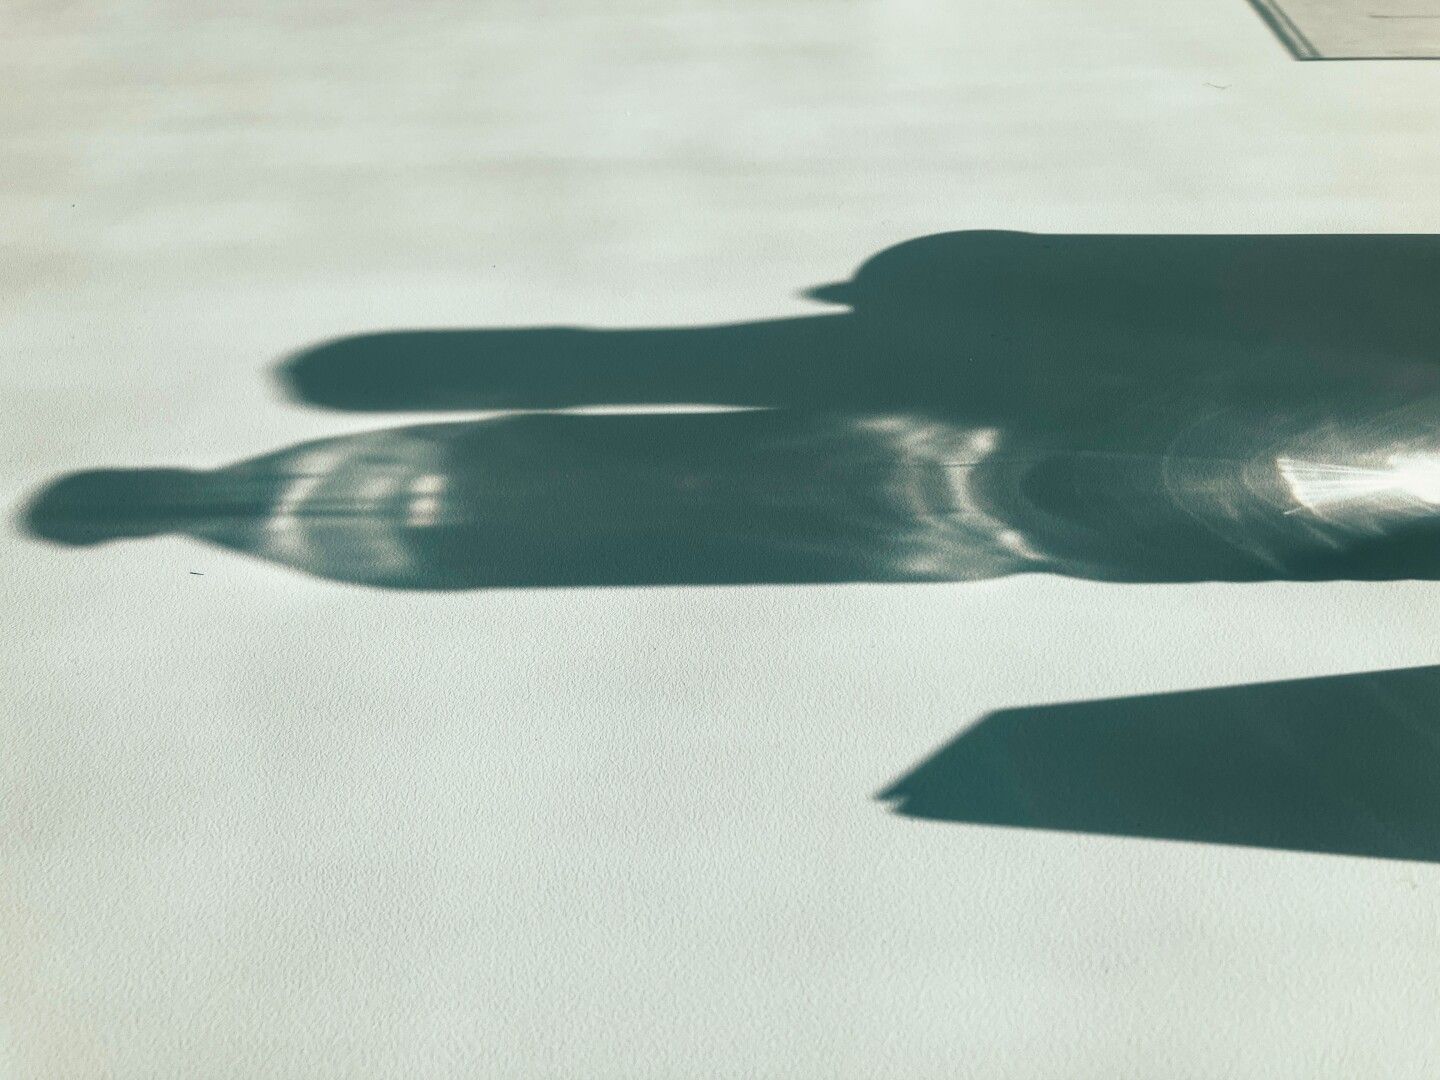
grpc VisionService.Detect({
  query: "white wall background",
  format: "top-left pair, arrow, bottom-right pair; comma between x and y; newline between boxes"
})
4,2 -> 1440,1076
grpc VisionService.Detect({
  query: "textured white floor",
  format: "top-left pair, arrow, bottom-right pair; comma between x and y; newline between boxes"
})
5,2 -> 1440,1077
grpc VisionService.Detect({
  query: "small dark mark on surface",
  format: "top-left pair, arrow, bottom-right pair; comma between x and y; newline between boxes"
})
189,571 -> 204,575
1204,82 -> 1231,89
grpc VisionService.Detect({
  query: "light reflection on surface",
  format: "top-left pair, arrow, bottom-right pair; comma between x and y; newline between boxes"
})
1281,453 -> 1440,513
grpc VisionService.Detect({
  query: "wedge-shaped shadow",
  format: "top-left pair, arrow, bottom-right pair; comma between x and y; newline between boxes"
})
880,665 -> 1440,862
